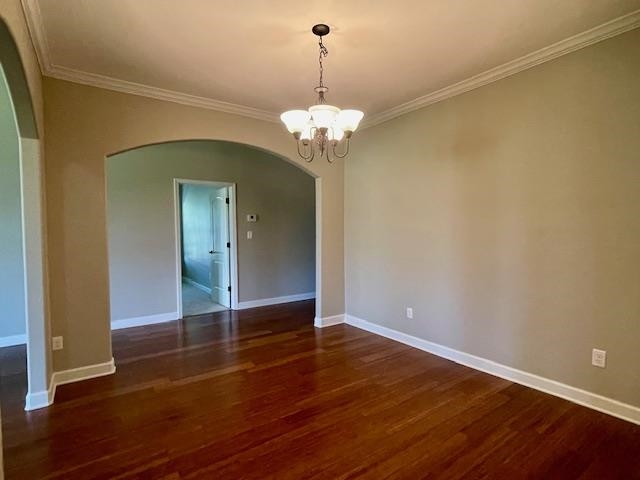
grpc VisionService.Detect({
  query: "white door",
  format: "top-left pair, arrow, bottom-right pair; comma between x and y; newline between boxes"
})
210,187 -> 231,307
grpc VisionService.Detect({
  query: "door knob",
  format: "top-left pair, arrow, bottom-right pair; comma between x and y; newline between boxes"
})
209,250 -> 214,254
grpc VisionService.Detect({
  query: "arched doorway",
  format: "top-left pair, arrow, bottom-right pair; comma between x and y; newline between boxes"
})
0,18 -> 50,412
40,74 -> 345,388
105,139 -> 318,330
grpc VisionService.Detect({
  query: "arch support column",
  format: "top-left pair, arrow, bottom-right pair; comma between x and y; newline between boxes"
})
20,138 -> 52,410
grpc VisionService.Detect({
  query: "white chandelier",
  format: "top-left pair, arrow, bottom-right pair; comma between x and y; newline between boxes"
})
280,24 -> 364,163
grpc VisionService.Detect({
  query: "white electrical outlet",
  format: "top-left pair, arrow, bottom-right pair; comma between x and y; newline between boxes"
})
52,336 -> 64,351
592,348 -> 606,368
406,307 -> 413,319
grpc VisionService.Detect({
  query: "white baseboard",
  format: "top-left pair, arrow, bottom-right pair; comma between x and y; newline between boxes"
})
314,314 -> 345,328
182,276 -> 212,295
24,358 -> 116,411
52,357 -> 116,387
345,314 -> 640,425
24,380 -> 55,411
237,292 -> 315,310
0,334 -> 27,347
111,311 -> 179,330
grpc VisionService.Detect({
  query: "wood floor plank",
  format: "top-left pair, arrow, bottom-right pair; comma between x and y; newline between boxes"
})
1,300 -> 638,479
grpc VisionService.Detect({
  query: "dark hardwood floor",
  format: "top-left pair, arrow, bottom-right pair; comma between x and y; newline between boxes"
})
1,300 -> 639,479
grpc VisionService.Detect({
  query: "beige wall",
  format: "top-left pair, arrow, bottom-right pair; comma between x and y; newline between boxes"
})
346,29 -> 640,407
107,140 -> 315,320
43,77 -> 344,371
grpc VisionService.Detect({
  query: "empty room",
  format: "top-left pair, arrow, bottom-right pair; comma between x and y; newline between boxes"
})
0,1 -> 638,478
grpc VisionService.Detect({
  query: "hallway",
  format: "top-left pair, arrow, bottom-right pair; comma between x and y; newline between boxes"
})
182,280 -> 227,317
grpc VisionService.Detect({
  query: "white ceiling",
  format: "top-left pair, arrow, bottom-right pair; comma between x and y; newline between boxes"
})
25,0 -> 640,125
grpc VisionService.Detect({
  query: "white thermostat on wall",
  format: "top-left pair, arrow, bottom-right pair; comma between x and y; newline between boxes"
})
246,214 -> 258,222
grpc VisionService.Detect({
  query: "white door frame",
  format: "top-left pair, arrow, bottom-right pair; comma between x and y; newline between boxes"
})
173,179 -> 239,316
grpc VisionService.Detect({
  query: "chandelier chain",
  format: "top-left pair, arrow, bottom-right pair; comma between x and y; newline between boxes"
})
318,36 -> 328,90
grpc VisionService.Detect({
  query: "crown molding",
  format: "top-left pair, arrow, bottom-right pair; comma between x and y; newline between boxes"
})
19,0 -> 279,123
20,0 -> 639,128
361,9 -> 640,129
45,64 -> 280,123
20,0 -> 51,71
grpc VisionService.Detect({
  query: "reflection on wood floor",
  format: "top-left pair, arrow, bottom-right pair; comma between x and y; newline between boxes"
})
1,300 -> 639,479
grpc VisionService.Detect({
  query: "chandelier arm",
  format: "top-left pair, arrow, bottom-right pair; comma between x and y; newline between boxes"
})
326,143 -> 333,163
326,141 -> 335,163
331,137 -> 351,159
306,146 -> 316,162
296,140 -> 315,162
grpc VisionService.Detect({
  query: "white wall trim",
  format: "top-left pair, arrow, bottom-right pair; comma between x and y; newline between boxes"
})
182,276 -> 211,295
344,314 -> 640,425
20,0 -> 52,72
314,178 -> 322,321
24,358 -> 116,411
21,0 -> 639,130
361,10 -> 640,128
47,65 -> 280,123
314,314 -> 345,328
52,357 -> 116,387
0,334 -> 27,347
24,379 -> 55,411
238,292 -> 316,310
111,312 -> 179,330
227,184 -> 240,311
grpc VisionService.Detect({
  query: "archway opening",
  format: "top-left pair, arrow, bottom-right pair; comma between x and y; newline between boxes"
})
105,139 -> 318,350
1,20 -> 50,478
0,53 -> 28,409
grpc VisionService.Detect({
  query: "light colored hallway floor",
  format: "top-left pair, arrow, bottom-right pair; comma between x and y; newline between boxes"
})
182,280 -> 228,317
